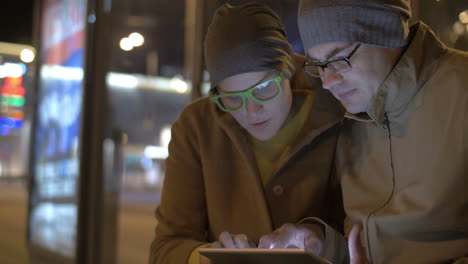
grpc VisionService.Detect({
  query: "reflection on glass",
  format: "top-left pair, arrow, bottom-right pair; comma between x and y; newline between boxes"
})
106,71 -> 196,194
30,203 -> 77,257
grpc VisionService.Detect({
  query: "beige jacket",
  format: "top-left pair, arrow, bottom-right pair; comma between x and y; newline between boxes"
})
335,22 -> 468,263
149,57 -> 347,264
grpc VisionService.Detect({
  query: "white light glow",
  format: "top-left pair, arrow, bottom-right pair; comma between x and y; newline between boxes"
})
40,65 -> 84,81
453,21 -> 466,35
202,82 -> 211,96
459,10 -> 468,24
144,146 -> 169,160
0,62 -> 27,78
170,77 -> 188,94
105,72 -> 196,93
120,37 -> 134,51
20,48 -> 35,63
106,73 -> 138,89
160,126 -> 172,148
129,32 -> 144,47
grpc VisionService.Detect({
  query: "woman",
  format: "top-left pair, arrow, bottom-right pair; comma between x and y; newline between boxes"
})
150,3 -> 345,264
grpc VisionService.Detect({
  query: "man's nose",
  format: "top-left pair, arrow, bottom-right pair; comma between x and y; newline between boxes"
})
321,69 -> 344,90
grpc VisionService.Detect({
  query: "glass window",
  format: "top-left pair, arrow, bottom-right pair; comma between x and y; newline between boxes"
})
105,0 -> 191,263
29,0 -> 88,259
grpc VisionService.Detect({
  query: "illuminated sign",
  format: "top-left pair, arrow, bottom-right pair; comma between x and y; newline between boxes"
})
0,76 -> 26,135
0,62 -> 27,78
29,0 -> 88,259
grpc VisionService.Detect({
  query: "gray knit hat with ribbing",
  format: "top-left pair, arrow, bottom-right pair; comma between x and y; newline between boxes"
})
204,3 -> 295,87
298,0 -> 412,50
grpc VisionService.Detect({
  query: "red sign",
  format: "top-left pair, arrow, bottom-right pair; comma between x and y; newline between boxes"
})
1,77 -> 25,97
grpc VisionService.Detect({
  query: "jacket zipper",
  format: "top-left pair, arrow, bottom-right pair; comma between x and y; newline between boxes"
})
365,113 -> 397,263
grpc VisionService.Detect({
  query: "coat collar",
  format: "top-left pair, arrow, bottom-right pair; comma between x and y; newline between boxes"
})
213,88 -> 344,161
272,88 -> 344,177
212,87 -> 343,179
345,22 -> 447,135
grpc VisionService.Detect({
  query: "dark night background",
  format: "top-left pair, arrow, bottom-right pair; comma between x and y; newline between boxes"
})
0,0 -> 34,45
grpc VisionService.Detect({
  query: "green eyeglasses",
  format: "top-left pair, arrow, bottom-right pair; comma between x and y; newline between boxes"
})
210,72 -> 283,113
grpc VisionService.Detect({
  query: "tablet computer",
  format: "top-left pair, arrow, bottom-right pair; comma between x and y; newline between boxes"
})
198,248 -> 331,264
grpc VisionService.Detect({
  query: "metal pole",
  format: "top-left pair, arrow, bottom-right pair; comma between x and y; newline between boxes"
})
185,0 -> 206,101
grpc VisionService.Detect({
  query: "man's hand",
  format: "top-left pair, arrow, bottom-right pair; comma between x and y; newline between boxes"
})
257,223 -> 325,255
348,224 -> 369,264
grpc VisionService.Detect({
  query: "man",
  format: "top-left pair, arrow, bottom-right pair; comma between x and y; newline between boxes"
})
292,0 -> 468,263
149,3 -> 346,264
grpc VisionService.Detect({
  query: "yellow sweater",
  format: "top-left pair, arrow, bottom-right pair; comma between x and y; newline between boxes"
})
249,95 -> 313,187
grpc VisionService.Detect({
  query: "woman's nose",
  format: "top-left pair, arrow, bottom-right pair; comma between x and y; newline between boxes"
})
245,98 -> 262,115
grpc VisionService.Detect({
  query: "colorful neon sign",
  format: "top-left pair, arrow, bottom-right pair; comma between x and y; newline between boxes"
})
0,76 -> 26,135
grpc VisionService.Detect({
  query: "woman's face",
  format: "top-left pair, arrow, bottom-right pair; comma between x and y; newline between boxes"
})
217,71 -> 292,141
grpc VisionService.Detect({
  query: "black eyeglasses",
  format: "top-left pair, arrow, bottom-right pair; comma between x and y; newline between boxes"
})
303,43 -> 361,78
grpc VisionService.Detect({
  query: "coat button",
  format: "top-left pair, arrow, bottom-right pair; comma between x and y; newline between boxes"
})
273,185 -> 284,196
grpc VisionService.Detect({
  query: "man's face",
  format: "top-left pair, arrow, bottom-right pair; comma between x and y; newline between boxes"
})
218,71 -> 292,141
307,42 -> 402,114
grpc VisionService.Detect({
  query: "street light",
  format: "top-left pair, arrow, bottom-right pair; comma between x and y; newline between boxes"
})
129,32 -> 144,47
20,49 -> 35,63
119,37 -> 134,51
459,10 -> 468,24
119,33 -> 145,51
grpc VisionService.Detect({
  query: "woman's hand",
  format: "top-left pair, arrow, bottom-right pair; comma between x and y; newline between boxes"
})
200,231 -> 256,264
214,231 -> 256,248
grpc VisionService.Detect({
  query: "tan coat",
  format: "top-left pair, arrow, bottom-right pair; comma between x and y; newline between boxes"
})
337,22 -> 468,264
150,57 -> 346,264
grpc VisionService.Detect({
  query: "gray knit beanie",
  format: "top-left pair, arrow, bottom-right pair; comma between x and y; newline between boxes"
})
298,0 -> 412,50
204,3 -> 295,87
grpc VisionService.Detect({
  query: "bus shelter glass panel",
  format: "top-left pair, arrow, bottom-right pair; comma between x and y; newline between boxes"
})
29,0 -> 88,259
105,0 -> 193,263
